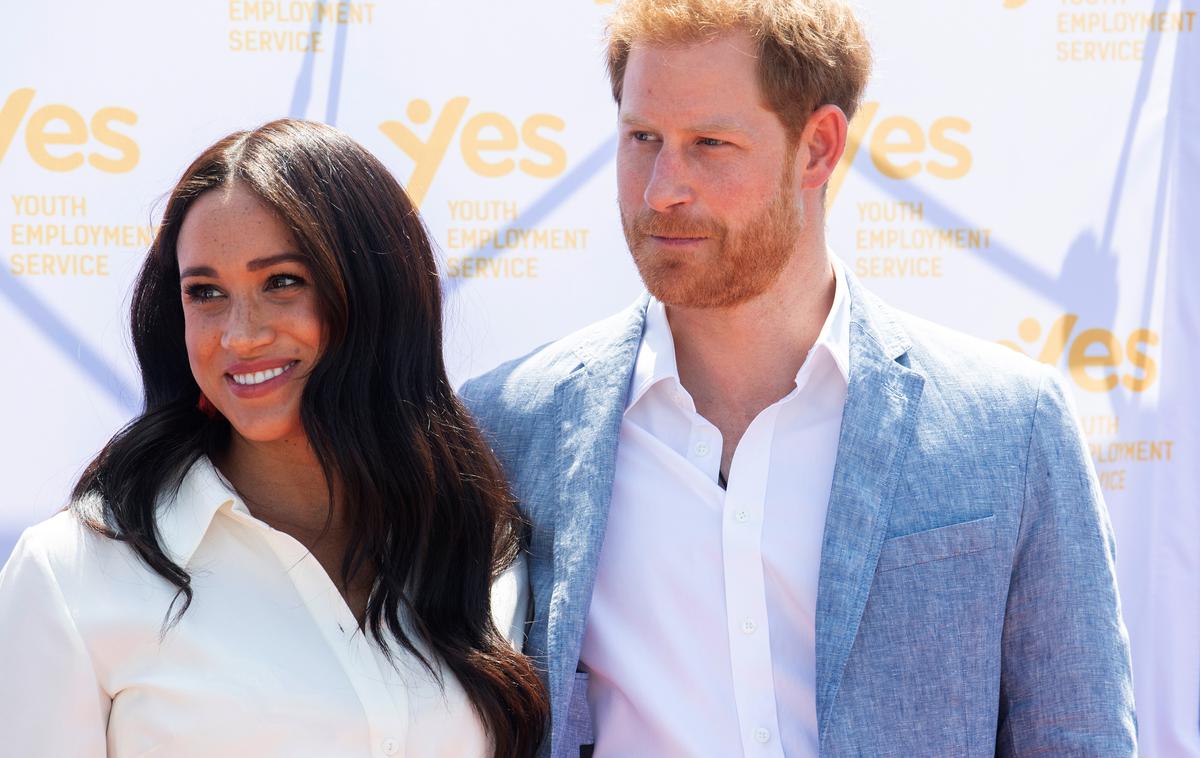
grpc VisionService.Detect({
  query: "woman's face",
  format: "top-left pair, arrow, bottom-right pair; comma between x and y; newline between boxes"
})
177,184 -> 323,446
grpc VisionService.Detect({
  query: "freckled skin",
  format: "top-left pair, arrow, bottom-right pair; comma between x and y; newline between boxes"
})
177,185 -> 323,447
616,29 -> 806,307
614,28 -> 850,478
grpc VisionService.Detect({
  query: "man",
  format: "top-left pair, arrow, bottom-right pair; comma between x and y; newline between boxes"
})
462,1 -> 1137,755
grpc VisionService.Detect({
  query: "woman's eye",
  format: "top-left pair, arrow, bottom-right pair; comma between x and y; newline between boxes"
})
184,284 -> 222,302
267,273 -> 305,290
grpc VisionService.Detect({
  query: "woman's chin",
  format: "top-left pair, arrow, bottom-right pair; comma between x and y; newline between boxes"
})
225,414 -> 306,446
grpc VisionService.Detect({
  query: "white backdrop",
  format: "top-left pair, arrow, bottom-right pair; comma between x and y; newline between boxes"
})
1,1 -> 1196,754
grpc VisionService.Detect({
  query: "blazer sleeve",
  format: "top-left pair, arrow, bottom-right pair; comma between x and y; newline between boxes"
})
0,529 -> 110,757
996,370 -> 1137,756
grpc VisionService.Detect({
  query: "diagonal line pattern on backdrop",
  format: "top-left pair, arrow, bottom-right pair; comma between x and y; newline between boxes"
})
6,0 -> 1177,416
288,7 -> 349,125
852,169 -> 1062,303
1099,0 -> 1172,256
440,129 -> 1066,306
0,267 -> 138,413
288,9 -> 328,119
1,9 -> 349,425
442,134 -> 619,296
325,11 -> 350,125
1119,0 -> 1174,417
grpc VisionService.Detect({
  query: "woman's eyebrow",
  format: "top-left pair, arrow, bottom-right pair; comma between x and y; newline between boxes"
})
179,265 -> 216,280
179,253 -> 306,280
246,252 -> 306,271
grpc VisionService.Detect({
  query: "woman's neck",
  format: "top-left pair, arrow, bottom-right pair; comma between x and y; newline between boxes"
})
215,433 -> 372,621
215,433 -> 337,541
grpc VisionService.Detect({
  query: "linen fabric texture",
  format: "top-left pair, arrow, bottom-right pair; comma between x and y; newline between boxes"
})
579,260 -> 849,757
460,269 -> 1137,758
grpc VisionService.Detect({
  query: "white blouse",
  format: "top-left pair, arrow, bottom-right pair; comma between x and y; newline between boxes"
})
0,456 -> 528,758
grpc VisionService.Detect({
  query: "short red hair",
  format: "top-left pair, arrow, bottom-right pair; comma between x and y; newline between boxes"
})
606,0 -> 873,139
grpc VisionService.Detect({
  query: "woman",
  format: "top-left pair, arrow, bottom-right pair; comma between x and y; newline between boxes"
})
0,119 -> 547,756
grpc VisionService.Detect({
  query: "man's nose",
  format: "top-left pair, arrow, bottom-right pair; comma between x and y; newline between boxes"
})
643,147 -> 693,212
220,297 -> 274,353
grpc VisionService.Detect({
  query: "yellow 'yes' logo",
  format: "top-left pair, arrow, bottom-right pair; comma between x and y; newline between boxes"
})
828,102 -> 972,207
379,98 -> 567,207
999,314 -> 1159,392
0,89 -> 139,173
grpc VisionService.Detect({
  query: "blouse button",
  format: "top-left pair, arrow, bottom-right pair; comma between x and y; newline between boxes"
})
381,738 -> 399,755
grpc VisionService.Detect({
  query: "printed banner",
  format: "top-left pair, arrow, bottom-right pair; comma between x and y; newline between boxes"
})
1,1 -> 1195,753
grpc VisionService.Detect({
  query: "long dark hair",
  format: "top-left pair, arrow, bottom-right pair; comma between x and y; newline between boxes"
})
72,119 -> 547,755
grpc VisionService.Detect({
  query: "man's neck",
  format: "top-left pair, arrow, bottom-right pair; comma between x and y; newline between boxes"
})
667,245 -> 836,475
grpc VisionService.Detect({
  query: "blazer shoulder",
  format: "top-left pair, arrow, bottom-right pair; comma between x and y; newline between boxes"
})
460,298 -> 646,424
895,309 -> 1058,413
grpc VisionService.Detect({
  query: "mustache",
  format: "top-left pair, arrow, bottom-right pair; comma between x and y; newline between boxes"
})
625,210 -> 724,240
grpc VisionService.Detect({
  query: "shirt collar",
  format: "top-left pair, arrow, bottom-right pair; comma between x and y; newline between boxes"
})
155,455 -> 251,567
817,255 -> 851,383
626,290 -> 684,412
626,254 -> 851,413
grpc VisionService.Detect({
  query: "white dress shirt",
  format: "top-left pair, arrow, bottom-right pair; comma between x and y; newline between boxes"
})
580,260 -> 850,757
0,456 -> 527,758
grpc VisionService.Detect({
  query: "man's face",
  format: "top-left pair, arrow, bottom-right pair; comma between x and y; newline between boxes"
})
617,28 -> 803,309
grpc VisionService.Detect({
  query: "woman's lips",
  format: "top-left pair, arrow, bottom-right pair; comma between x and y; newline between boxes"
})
223,360 -> 299,399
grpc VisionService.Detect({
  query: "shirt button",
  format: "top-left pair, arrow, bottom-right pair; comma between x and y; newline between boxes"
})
734,509 -> 749,523
381,738 -> 399,755
742,618 -> 757,635
754,727 -> 771,744
694,441 -> 710,456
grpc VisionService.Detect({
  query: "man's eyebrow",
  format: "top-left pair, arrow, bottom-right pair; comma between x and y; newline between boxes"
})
619,114 -> 747,134
619,113 -> 654,129
689,120 -> 747,135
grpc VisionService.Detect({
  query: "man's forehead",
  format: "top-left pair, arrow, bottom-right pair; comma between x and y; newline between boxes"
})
625,27 -> 759,68
619,31 -> 770,127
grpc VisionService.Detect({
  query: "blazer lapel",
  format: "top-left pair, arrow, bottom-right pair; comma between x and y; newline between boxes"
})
545,296 -> 648,751
816,276 -> 925,742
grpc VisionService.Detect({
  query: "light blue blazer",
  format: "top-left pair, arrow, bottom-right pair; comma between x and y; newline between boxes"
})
461,273 -> 1137,757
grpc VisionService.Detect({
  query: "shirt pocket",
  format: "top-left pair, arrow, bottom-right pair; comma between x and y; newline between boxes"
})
876,515 -> 997,573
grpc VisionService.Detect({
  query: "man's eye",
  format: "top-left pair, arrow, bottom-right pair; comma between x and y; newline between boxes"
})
632,131 -> 657,142
184,284 -> 222,302
697,137 -> 725,147
267,273 -> 305,290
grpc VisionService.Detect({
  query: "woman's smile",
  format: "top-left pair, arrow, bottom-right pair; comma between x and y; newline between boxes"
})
225,359 -> 300,398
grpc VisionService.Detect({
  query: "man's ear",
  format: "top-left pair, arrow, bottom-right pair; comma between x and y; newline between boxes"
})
797,104 -> 849,191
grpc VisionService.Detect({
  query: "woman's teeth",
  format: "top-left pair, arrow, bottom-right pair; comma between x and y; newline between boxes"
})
231,362 -> 294,386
